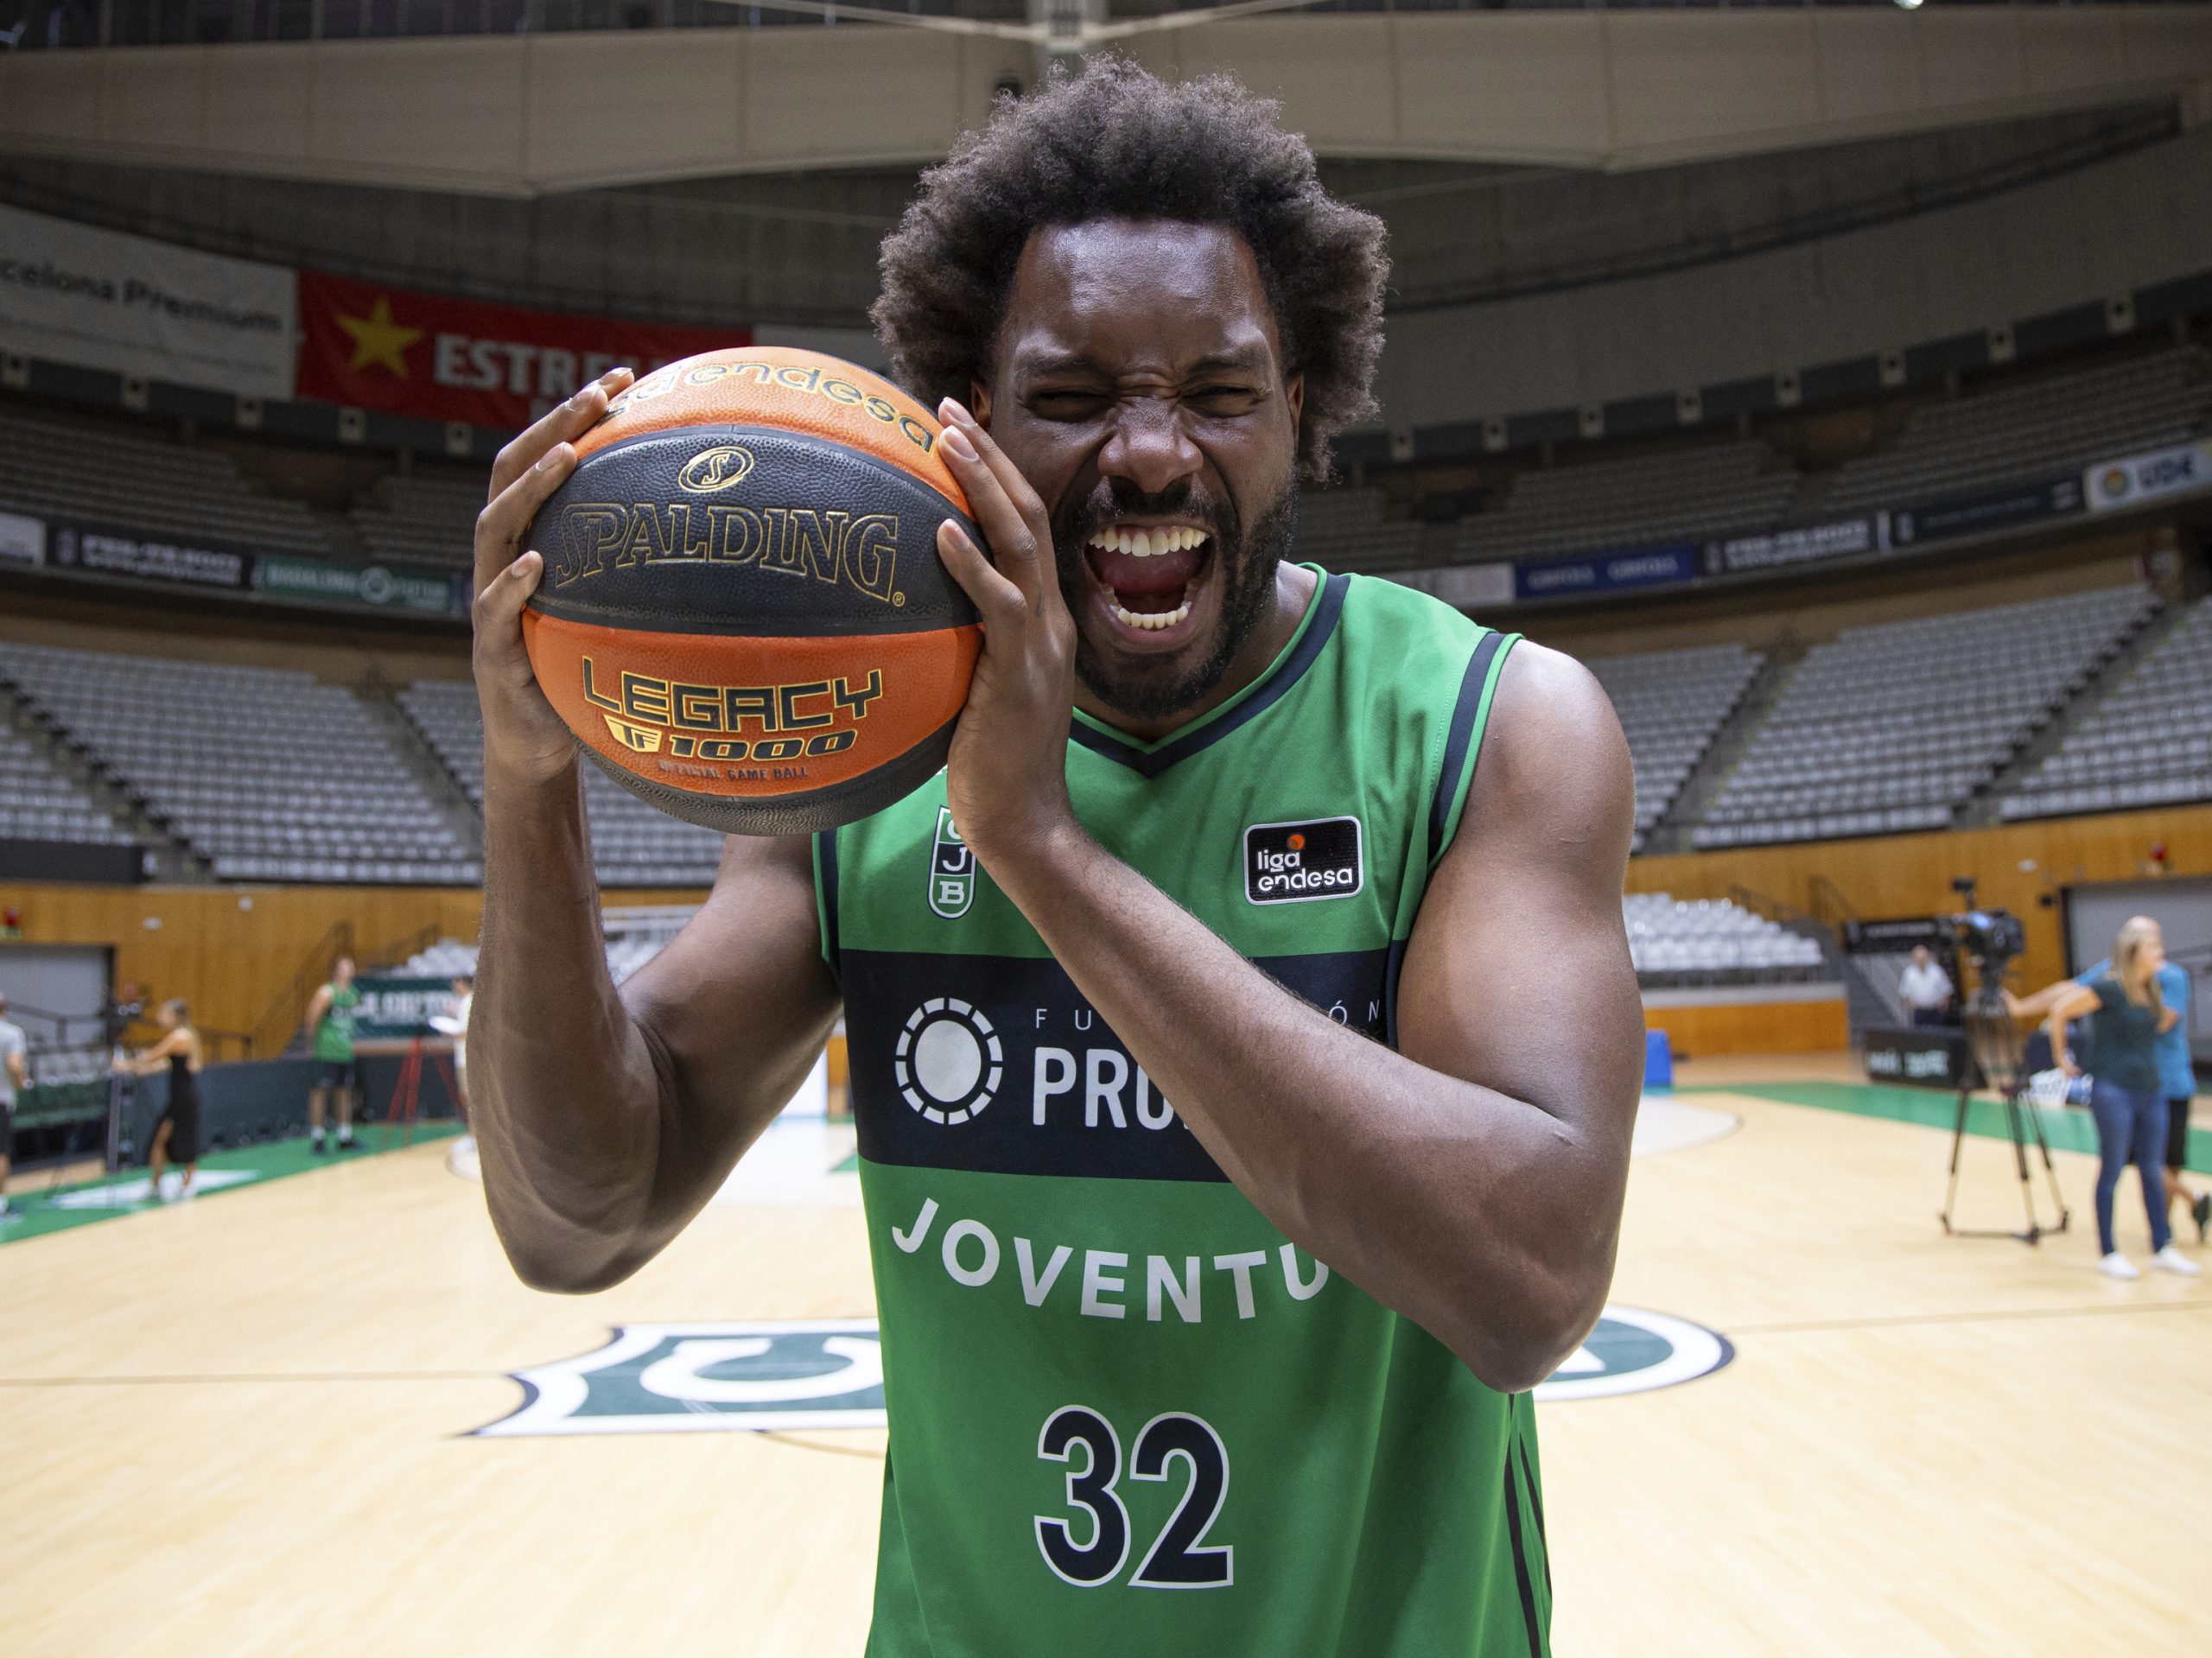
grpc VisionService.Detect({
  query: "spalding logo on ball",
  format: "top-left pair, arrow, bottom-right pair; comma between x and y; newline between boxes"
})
522,347 -> 982,836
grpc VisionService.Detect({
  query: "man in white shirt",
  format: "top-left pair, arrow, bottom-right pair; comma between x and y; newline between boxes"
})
1898,944 -> 1955,1027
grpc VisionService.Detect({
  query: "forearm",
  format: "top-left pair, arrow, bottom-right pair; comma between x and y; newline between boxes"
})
474,755 -> 666,1289
993,822 -> 1620,1389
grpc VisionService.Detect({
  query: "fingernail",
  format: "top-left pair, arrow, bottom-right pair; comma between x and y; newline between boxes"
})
534,444 -> 569,473
939,397 -> 974,428
601,365 -> 631,385
566,384 -> 599,412
940,424 -> 977,462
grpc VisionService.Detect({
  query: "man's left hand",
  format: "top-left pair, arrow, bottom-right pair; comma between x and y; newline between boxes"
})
931,397 -> 1082,869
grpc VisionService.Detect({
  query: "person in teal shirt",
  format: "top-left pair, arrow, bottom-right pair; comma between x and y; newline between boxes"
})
2080,924 -> 2205,1244
2032,918 -> 2199,1278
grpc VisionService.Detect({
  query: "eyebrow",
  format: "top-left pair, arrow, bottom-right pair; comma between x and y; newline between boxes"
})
1010,346 -> 1276,379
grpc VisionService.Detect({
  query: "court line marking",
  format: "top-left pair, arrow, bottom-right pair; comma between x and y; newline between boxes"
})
6,1294 -> 2206,1388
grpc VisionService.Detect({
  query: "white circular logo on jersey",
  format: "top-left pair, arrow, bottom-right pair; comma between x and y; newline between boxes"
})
894,999 -> 1003,1125
1533,1306 -> 1733,1401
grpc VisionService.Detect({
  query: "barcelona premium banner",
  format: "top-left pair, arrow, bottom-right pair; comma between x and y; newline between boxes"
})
296,270 -> 747,429
0,203 -> 296,398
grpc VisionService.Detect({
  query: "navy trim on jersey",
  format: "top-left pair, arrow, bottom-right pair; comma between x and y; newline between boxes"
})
1069,572 -> 1350,778
1503,1452 -> 1546,1657
1428,629 -> 1507,859
1516,1399 -> 1553,1603
815,829 -> 842,984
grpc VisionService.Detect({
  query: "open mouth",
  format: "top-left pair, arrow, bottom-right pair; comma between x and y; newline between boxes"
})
1084,523 -> 1213,633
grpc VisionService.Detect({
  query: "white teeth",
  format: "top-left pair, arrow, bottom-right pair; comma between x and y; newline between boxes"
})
1088,524 -> 1205,557
1108,600 -> 1192,631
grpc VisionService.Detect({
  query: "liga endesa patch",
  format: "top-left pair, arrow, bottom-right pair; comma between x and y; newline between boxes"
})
1243,816 -> 1363,905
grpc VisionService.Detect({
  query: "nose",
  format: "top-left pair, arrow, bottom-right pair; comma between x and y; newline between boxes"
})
1097,395 -> 1202,498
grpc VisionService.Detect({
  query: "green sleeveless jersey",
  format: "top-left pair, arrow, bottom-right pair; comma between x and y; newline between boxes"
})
314,982 -> 359,1063
817,569 -> 1546,1657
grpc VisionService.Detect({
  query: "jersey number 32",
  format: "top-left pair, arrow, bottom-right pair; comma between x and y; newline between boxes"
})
1035,1405 -> 1233,1590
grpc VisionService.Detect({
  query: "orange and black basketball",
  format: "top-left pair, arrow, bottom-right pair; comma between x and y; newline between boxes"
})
522,346 -> 981,836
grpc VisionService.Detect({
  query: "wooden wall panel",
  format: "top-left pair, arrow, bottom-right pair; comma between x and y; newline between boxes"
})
1628,804 -> 2212,992
0,882 -> 707,1046
1644,998 -> 1848,1057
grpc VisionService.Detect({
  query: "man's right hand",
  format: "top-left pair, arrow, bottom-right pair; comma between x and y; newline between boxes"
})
471,365 -> 633,787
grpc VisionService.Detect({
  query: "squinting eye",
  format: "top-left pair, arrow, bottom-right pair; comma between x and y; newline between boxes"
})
1191,386 -> 1262,413
1030,391 -> 1110,418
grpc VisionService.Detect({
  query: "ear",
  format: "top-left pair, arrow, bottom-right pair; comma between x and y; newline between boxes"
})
1283,371 -> 1305,437
969,380 -> 994,428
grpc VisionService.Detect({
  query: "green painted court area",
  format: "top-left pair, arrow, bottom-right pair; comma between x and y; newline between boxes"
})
0,1124 -> 461,1248
1723,1081 -> 2212,1175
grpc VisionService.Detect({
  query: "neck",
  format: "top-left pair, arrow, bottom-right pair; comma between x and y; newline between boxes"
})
1074,562 -> 1319,744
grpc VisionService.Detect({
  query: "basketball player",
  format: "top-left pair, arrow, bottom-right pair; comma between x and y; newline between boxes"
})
468,64 -> 1639,1655
0,992 -> 25,1223
303,956 -> 360,1153
431,973 -> 477,1177
114,999 -> 204,1202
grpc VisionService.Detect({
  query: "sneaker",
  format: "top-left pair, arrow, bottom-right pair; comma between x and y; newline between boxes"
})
311,1134 -> 328,1155
2150,1246 -> 2202,1277
2100,1252 -> 2140,1280
2194,1191 -> 2210,1245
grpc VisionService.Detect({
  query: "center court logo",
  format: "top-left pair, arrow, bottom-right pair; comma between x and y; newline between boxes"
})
894,997 -> 1002,1124
474,1307 -> 1732,1436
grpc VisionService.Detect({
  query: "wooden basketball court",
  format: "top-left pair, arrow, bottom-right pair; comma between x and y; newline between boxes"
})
5,1054 -> 2208,1656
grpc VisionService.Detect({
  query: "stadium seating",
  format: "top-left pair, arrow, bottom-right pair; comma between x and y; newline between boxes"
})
0,722 -> 136,847
398,679 -> 725,886
1804,346 -> 2211,517
1623,892 -> 1827,979
0,642 -> 478,883
2000,592 -> 2212,820
1456,439 -> 1799,565
0,405 -> 332,557
1585,644 -> 1763,852
350,472 -> 483,572
1694,586 -> 2154,848
398,905 -> 697,986
1293,487 -> 1427,574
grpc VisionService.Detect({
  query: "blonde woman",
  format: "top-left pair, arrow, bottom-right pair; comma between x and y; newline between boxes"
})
114,1000 -> 205,1203
2022,918 -> 2199,1280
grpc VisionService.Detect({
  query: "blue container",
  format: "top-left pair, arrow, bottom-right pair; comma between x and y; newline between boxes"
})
1643,1028 -> 1675,1089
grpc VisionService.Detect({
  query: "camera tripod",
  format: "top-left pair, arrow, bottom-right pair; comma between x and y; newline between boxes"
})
1938,979 -> 2071,1244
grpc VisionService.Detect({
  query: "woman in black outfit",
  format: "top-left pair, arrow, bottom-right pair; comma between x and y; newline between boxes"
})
116,1000 -> 205,1203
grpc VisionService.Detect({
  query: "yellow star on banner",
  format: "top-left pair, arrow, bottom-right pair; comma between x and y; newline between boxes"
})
335,295 -> 424,378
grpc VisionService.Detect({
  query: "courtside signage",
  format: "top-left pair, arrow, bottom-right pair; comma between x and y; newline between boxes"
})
474,1305 -> 1732,1436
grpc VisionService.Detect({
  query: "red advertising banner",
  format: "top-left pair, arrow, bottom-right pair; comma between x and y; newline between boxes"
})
295,270 -> 747,429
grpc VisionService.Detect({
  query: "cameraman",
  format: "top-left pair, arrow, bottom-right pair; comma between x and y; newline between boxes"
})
2017,917 -> 2199,1280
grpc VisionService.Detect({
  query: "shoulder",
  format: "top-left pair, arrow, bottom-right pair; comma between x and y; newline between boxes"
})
1336,571 -> 1489,656
1457,643 -> 1632,859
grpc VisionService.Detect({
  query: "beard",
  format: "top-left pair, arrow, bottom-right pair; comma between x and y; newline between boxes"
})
1051,477 -> 1298,724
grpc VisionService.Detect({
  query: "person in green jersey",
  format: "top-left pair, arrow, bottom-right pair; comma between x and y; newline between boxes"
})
467,61 -> 1642,1657
303,955 -> 360,1153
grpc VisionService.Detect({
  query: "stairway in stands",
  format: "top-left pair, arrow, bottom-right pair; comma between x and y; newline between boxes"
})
0,678 -> 207,880
1956,598 -> 2186,826
1644,643 -> 1804,854
353,672 -> 486,862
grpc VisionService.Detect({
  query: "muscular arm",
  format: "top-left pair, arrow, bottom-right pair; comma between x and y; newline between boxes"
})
982,649 -> 1640,1390
466,371 -> 840,1293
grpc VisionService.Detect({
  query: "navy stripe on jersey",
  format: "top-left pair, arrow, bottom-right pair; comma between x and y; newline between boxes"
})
1515,1396 -> 1553,1602
815,829 -> 842,984
843,944 -> 1389,1181
1071,573 -> 1349,778
1428,629 -> 1508,860
1503,1452 -> 1545,1657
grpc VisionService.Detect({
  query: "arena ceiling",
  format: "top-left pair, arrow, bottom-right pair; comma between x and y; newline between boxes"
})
1,5 -> 2207,191
0,101 -> 2186,332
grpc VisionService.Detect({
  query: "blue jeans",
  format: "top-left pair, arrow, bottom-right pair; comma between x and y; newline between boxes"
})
2089,1079 -> 2171,1256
